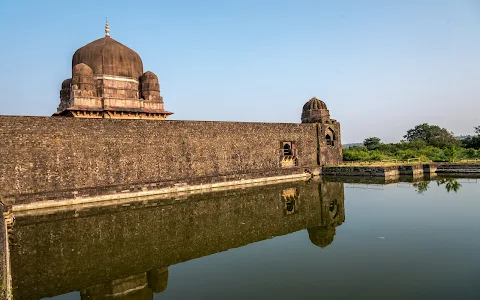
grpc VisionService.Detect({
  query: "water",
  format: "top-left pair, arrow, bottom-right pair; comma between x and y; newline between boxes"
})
9,176 -> 480,300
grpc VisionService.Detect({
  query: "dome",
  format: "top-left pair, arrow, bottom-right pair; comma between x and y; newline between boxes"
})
303,97 -> 327,111
141,71 -> 158,81
61,78 -> 71,89
72,36 -> 143,79
72,63 -> 93,75
301,97 -> 330,123
140,71 -> 161,102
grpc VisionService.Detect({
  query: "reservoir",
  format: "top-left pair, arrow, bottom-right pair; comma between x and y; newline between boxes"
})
9,176 -> 480,300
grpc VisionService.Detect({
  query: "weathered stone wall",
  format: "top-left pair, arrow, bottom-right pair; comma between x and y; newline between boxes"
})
436,164 -> 480,173
0,205 -> 6,300
322,166 -> 399,177
398,164 -> 424,175
0,116 -> 320,203
318,122 -> 342,166
9,180 -> 345,300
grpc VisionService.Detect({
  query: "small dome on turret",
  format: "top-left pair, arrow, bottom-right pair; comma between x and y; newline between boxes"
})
303,97 -> 327,111
301,97 -> 330,123
140,71 -> 162,102
61,78 -> 71,89
141,71 -> 158,81
72,63 -> 93,75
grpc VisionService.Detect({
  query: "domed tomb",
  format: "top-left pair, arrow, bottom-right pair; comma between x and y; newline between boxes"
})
301,97 -> 330,123
54,21 -> 173,120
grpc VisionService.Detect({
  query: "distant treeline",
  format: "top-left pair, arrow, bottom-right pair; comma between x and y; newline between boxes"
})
344,123 -> 480,162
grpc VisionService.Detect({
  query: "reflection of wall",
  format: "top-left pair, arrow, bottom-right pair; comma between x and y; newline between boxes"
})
308,181 -> 345,248
8,181 -> 317,299
10,180 -> 345,300
80,267 -> 168,300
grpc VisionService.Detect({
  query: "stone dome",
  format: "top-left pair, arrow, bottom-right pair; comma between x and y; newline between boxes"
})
303,97 -> 327,111
140,71 -> 161,102
72,36 -> 143,79
141,71 -> 158,81
72,63 -> 94,91
301,97 -> 330,123
61,78 -> 71,89
72,63 -> 93,75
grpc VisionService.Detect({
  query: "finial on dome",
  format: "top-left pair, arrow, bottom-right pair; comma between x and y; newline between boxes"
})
105,18 -> 110,37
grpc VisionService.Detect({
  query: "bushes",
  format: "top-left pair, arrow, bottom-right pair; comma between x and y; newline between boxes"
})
343,143 -> 480,162
345,124 -> 480,162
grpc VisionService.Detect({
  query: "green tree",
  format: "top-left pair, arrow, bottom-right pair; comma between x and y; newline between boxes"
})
443,146 -> 458,162
462,126 -> 480,149
363,137 -> 381,150
404,123 -> 459,148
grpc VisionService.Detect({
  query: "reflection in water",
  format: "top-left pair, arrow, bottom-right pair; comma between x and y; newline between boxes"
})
413,178 -> 463,194
10,179 -> 345,300
308,181 -> 345,248
436,178 -> 462,193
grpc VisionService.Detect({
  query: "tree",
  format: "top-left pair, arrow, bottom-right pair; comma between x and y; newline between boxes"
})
462,126 -> 480,149
363,137 -> 381,150
404,123 -> 459,148
443,146 -> 458,162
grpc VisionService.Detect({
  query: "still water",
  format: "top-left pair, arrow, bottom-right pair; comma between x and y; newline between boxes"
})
10,176 -> 480,300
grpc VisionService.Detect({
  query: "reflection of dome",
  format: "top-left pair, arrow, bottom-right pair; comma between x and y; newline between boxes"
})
308,226 -> 336,248
301,97 -> 330,123
72,36 -> 144,78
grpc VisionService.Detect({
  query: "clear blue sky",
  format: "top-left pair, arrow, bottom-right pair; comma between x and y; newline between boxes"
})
0,0 -> 479,143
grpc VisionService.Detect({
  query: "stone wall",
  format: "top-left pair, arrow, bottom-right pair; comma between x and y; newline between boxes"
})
0,205 -> 6,300
318,122 -> 342,166
0,116 -> 324,203
322,166 -> 399,177
436,164 -> 480,173
398,164 -> 424,175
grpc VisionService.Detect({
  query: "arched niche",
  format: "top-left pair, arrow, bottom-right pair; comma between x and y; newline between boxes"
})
325,127 -> 336,146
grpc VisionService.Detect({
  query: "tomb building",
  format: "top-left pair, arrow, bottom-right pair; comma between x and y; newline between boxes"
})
54,21 -> 172,119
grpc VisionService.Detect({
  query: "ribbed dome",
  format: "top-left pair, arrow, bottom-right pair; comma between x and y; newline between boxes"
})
303,97 -> 327,111
301,97 -> 330,123
72,36 -> 143,79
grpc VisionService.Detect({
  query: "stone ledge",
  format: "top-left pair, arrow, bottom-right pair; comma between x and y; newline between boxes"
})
12,173 -> 311,214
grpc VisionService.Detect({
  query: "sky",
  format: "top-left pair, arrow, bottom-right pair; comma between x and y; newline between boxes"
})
0,0 -> 479,144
